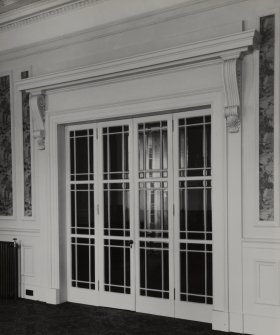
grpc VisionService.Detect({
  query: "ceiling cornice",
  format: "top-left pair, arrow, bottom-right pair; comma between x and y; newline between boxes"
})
0,0 -> 249,61
0,0 -> 248,33
0,0 -> 103,31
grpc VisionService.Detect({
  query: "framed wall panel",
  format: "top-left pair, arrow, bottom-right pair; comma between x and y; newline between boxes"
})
0,74 -> 13,217
21,70 -> 33,217
257,11 -> 280,227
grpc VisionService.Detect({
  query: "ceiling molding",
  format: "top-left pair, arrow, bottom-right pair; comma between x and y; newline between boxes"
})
0,0 -> 248,60
0,0 -> 248,33
0,0 -> 103,31
0,0 -> 41,15
16,30 -> 257,93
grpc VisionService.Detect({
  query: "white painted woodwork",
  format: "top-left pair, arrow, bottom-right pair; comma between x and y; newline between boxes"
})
22,245 -> 34,277
243,243 -> 280,335
0,1 -> 279,334
29,92 -> 46,150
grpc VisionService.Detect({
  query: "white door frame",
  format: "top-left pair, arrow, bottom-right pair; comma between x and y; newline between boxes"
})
48,90 -> 228,328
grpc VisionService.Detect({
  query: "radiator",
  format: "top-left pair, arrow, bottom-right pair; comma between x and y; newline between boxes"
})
0,239 -> 18,299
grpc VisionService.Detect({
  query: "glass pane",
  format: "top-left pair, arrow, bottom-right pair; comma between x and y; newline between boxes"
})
179,127 -> 185,171
178,116 -> 211,177
206,187 -> 212,232
145,130 -> 161,172
70,130 -> 94,181
180,243 -> 212,304
187,249 -> 205,296
180,249 -> 186,296
138,121 -> 168,178
77,244 -> 89,282
162,129 -> 168,170
71,190 -> 75,228
179,180 -> 212,240
103,126 -> 129,180
104,183 -> 130,236
71,244 -> 76,281
139,182 -> 168,238
89,134 -> 94,174
76,190 -> 89,228
91,244 -> 95,286
207,252 -> 213,297
76,136 -> 88,175
140,242 -> 169,299
104,240 -> 130,294
138,132 -> 144,172
187,125 -> 203,169
111,247 -> 125,286
70,137 -> 75,175
124,132 -> 129,173
179,185 -> 186,235
187,188 -> 204,232
70,184 -> 94,232
103,135 -> 108,173
206,123 -> 211,169
71,238 -> 95,290
109,134 -> 123,173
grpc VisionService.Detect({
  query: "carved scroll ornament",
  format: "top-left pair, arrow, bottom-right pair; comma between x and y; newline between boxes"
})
222,57 -> 241,133
29,92 -> 46,150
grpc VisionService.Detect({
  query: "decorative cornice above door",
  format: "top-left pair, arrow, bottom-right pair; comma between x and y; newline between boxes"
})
17,29 -> 257,148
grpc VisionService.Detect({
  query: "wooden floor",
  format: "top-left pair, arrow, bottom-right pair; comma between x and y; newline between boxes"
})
0,299 -> 243,335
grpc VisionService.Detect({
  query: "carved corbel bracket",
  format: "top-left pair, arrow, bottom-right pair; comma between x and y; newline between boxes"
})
29,91 -> 46,150
222,56 -> 241,133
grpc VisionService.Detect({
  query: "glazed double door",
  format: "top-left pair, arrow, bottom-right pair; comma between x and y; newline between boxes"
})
66,111 -> 213,322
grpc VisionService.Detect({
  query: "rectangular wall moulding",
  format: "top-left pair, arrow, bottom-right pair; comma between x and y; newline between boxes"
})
259,14 -> 275,221
0,75 -> 13,216
21,71 -> 32,217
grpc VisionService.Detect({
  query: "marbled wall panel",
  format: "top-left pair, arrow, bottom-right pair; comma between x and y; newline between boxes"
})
0,75 -> 13,216
21,71 -> 32,217
259,15 -> 275,221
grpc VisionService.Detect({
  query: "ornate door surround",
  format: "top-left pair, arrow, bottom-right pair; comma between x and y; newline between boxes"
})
17,29 -> 257,332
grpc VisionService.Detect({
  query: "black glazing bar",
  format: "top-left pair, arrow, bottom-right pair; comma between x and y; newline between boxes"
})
0,240 -> 18,300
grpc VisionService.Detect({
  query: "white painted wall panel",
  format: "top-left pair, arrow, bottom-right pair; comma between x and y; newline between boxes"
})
47,64 -> 222,114
243,243 -> 280,318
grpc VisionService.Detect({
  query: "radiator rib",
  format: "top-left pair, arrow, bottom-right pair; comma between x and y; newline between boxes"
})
0,239 -> 18,300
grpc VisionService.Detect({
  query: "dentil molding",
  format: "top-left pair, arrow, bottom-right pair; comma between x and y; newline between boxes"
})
18,29 -> 257,148
0,0 -> 103,32
0,0 -> 248,34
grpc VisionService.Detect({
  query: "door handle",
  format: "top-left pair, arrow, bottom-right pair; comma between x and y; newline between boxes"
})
129,240 -> 134,248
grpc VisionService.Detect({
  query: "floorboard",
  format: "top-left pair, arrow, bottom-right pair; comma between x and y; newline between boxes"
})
0,299 -> 244,335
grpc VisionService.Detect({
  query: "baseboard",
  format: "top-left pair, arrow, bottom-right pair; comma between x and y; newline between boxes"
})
20,284 -> 60,305
44,288 -> 60,304
20,283 -> 44,302
244,314 -> 280,335
212,310 -> 229,332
